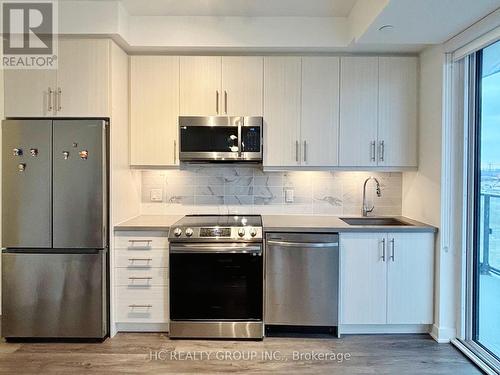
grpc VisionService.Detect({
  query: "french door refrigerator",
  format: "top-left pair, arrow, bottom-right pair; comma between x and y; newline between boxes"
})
1,119 -> 108,339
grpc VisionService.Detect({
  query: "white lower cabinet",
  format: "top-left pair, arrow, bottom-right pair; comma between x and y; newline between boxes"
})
116,287 -> 168,323
114,231 -> 169,330
340,232 -> 434,328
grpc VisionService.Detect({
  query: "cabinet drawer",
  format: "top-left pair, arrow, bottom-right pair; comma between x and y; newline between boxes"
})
115,231 -> 169,249
115,250 -> 168,268
116,286 -> 168,323
116,268 -> 168,287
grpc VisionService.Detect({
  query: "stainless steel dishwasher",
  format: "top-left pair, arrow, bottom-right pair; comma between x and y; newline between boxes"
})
265,233 -> 339,333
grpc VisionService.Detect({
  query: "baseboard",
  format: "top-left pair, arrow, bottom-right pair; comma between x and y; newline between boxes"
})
430,324 -> 456,343
115,323 -> 169,333
339,324 -> 431,335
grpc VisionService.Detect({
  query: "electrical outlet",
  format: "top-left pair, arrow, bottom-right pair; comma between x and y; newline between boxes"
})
285,188 -> 294,203
150,189 -> 163,202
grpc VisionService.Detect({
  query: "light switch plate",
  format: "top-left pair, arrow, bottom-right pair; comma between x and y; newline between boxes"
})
285,188 -> 294,203
150,189 -> 163,202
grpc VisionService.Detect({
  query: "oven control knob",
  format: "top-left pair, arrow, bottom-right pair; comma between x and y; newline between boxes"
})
249,228 -> 257,237
185,228 -> 194,237
238,228 -> 246,237
173,228 -> 182,237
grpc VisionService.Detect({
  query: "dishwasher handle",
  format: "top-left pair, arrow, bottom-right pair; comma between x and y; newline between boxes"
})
266,240 -> 339,248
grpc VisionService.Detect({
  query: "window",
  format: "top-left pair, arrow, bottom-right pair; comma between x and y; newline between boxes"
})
470,39 -> 500,364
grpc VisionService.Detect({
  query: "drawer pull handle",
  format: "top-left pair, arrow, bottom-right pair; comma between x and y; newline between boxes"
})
128,304 -> 152,308
128,276 -> 153,280
128,239 -> 152,244
128,258 -> 153,262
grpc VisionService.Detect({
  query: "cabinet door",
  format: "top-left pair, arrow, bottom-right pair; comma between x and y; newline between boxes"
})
4,69 -> 56,117
222,57 -> 263,116
263,57 -> 302,167
130,56 -> 179,166
340,233 -> 387,324
56,39 -> 110,117
180,56 -> 221,115
378,57 -> 418,167
387,233 -> 434,324
339,57 -> 379,167
301,57 -> 340,167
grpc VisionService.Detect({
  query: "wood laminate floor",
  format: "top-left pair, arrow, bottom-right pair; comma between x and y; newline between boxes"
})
0,333 -> 482,375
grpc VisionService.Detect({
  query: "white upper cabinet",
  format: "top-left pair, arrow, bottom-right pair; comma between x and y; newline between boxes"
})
4,69 -> 56,117
301,57 -> 340,167
179,56 -> 263,116
56,39 -> 110,117
263,57 -> 302,167
130,56 -> 179,166
339,56 -> 379,167
221,57 -> 263,116
339,56 -> 418,168
378,57 -> 418,167
4,39 -> 110,118
180,56 -> 222,116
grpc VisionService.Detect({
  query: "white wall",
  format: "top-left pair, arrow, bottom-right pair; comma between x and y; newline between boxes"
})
402,44 -> 457,342
402,45 -> 443,226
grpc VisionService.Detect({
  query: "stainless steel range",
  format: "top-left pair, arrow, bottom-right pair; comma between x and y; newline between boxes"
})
168,215 -> 263,339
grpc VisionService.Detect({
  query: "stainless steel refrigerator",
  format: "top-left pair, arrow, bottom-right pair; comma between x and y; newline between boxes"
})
1,119 -> 108,339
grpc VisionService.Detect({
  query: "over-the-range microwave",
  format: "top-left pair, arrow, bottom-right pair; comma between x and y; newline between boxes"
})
178,116 -> 263,163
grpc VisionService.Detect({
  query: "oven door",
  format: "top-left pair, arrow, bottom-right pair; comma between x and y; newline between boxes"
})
179,116 -> 241,161
169,243 -> 263,321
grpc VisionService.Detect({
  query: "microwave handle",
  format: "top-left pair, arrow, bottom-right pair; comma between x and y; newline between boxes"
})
237,118 -> 242,157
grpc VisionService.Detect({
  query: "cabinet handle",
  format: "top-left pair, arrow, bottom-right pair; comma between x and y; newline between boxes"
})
174,140 -> 177,164
48,87 -> 53,112
216,90 -> 219,114
390,238 -> 395,262
128,258 -> 153,263
128,276 -> 153,280
128,239 -> 152,248
379,140 -> 385,162
303,141 -> 307,163
370,141 -> 376,162
224,90 -> 228,114
57,87 -> 62,112
295,140 -> 299,163
381,238 -> 386,261
128,304 -> 152,308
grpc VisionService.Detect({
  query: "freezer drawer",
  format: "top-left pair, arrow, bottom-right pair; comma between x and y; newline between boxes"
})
2,120 -> 52,248
1,250 -> 107,338
265,233 -> 339,326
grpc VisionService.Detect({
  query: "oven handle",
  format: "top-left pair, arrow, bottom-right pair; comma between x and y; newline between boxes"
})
170,243 -> 262,254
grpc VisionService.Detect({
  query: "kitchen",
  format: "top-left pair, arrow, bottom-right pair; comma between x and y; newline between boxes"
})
0,1 -> 499,374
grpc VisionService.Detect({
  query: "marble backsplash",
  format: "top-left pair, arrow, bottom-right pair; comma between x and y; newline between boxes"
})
140,166 -> 402,216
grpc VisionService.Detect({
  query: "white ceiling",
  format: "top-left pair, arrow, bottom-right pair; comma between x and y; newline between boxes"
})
358,0 -> 500,44
57,0 -> 500,52
120,0 -> 358,17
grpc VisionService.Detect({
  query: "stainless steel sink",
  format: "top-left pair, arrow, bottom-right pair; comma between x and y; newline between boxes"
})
340,217 -> 412,226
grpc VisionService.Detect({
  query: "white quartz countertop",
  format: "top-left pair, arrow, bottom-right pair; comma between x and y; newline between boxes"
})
114,214 -> 437,233
262,215 -> 437,233
114,215 -> 183,231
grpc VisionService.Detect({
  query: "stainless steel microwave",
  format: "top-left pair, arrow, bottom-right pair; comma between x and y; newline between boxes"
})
178,116 -> 263,162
